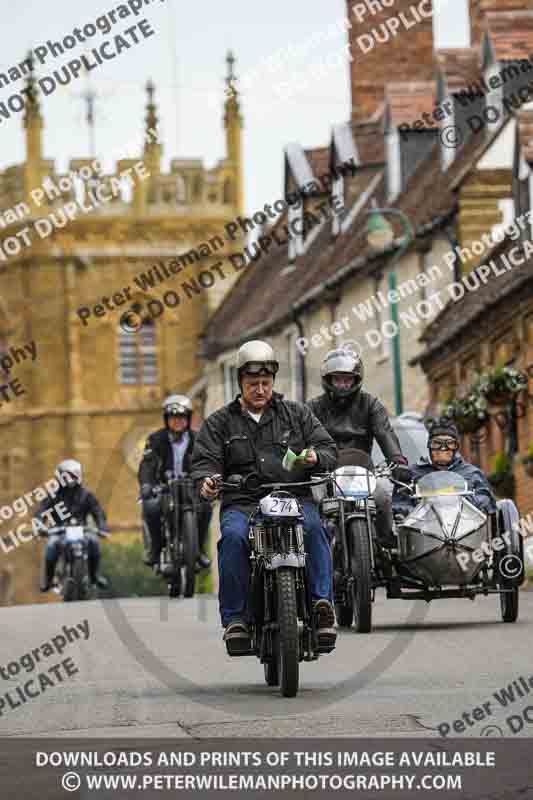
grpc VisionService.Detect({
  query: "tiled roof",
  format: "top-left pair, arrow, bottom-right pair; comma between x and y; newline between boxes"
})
386,82 -> 438,127
350,119 -> 386,165
415,237 -> 533,366
436,49 -> 482,92
485,12 -> 533,61
203,116 -> 508,355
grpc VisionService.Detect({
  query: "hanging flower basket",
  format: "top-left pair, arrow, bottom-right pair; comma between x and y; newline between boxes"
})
478,366 -> 528,408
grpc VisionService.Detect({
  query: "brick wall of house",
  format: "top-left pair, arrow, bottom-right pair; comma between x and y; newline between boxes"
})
346,0 -> 435,121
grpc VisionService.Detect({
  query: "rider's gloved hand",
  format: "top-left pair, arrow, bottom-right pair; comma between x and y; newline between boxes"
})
391,461 -> 412,484
140,483 -> 154,500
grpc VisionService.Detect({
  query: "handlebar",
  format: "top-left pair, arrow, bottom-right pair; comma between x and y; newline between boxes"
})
40,525 -> 109,538
210,472 -> 331,495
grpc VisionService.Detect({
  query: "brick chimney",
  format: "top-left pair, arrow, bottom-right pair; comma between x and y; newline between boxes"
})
347,0 -> 435,122
469,0 -> 532,45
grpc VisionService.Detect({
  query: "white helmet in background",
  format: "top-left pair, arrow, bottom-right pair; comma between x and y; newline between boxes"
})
236,340 -> 279,379
57,459 -> 83,485
163,394 -> 192,426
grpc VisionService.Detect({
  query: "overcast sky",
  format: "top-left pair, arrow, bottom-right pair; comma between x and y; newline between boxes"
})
0,0 -> 469,216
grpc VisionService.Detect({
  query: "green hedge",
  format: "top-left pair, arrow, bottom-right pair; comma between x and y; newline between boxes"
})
99,540 -> 213,598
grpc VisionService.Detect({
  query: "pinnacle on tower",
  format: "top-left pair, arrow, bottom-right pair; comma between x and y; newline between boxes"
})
23,52 -> 42,128
145,79 -> 159,135
224,50 -> 240,114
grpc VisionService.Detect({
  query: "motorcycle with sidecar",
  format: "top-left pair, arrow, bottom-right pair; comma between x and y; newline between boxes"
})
312,449 -> 525,631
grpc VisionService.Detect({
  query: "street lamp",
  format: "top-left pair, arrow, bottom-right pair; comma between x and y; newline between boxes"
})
365,207 -> 415,416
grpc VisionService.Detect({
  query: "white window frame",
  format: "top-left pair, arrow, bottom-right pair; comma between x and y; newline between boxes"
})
288,202 -> 303,261
485,63 -> 504,136
222,360 -> 239,403
331,172 -> 344,237
440,95 -> 456,171
386,129 -> 402,202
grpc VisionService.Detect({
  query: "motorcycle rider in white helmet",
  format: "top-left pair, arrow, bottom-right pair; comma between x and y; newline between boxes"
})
191,340 -> 338,656
37,459 -> 110,591
138,394 -> 212,571
308,347 -> 411,547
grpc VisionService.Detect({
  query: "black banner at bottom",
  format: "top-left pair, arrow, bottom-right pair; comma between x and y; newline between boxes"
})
0,738 -> 532,799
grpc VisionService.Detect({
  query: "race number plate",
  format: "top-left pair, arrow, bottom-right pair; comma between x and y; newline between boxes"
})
259,494 -> 301,518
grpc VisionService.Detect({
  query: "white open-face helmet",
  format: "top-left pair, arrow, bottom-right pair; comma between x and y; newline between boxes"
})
163,394 -> 192,424
321,347 -> 364,400
236,340 -> 279,379
57,459 -> 83,485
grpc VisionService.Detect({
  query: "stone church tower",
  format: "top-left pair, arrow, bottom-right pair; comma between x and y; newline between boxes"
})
0,54 -> 244,603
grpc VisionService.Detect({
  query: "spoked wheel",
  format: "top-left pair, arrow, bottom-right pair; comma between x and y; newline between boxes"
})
64,559 -> 84,602
349,518 -> 373,633
168,571 -> 182,598
500,588 -> 519,622
183,511 -> 199,598
276,568 -> 299,698
264,632 -> 280,686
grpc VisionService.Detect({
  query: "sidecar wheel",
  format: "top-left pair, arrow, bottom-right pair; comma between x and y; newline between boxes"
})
349,518 -> 373,633
500,588 -> 519,623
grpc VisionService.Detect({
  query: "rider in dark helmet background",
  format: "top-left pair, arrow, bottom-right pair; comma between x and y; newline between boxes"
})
139,394 -> 212,571
38,459 -> 109,592
308,346 -> 411,546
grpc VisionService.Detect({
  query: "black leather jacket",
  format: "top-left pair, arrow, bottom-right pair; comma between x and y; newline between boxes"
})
307,390 -> 404,463
35,484 -> 109,531
138,427 -> 197,488
191,392 -> 337,510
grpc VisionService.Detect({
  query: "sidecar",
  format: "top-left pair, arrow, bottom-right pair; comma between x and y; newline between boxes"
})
394,471 -> 524,622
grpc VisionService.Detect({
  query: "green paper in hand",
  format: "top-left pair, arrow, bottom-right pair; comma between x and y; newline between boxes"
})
282,447 -> 309,471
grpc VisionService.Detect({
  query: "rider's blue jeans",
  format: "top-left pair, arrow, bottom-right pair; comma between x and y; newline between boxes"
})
218,501 -> 333,627
46,534 -> 101,579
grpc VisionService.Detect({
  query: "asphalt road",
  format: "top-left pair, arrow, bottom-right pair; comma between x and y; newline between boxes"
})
1,590 -> 533,739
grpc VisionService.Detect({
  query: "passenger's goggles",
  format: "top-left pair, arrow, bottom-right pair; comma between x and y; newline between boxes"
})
242,361 -> 278,376
429,438 -> 459,452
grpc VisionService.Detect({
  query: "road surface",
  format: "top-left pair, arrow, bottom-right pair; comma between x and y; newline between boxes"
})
1,590 -> 532,739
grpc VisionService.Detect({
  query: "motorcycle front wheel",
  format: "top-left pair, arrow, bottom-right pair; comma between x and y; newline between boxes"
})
276,568 -> 299,698
182,510 -> 199,598
348,518 -> 373,633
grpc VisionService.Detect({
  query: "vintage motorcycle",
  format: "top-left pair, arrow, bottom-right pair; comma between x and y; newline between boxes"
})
313,450 -> 525,631
148,471 -> 199,598
215,473 -> 332,699
43,520 -> 108,602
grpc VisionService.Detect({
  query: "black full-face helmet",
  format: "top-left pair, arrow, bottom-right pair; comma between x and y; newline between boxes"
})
321,347 -> 364,402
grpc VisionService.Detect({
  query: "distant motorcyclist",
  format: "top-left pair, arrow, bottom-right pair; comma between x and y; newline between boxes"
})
138,394 -> 212,571
38,459 -> 109,592
191,340 -> 338,656
307,347 -> 411,546
393,419 -> 497,517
